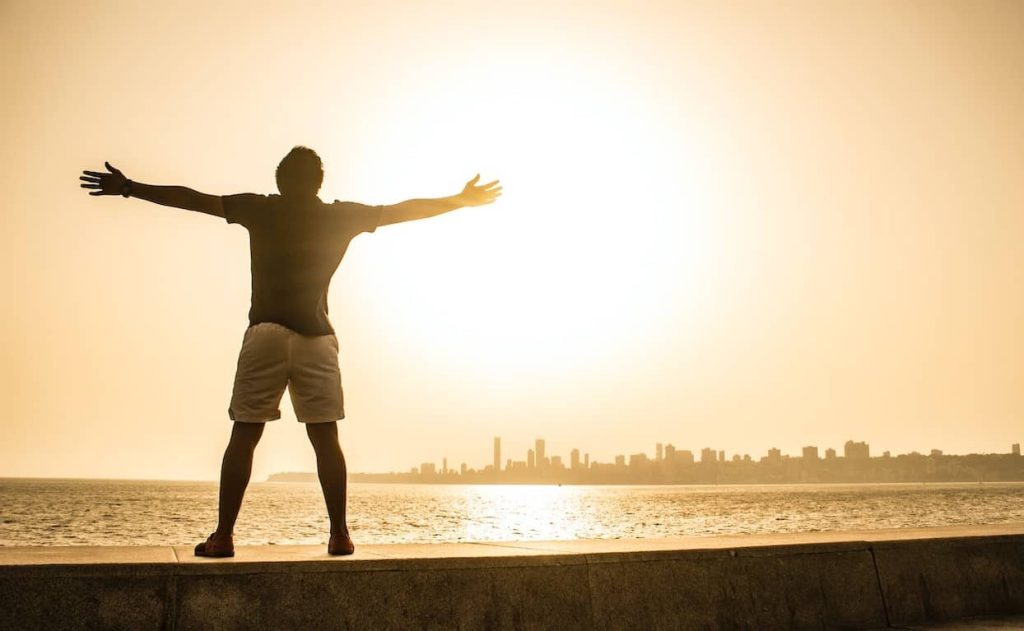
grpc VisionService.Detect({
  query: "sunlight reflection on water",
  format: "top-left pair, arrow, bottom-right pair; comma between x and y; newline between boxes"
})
1,479 -> 1022,546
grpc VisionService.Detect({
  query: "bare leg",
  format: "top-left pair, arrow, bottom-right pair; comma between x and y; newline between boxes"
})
215,421 -> 266,536
305,422 -> 348,536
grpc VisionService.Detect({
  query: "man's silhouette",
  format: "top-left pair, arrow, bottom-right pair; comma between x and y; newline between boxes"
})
80,147 -> 501,557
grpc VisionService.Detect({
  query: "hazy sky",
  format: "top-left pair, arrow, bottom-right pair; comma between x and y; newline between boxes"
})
2,0 -> 1022,480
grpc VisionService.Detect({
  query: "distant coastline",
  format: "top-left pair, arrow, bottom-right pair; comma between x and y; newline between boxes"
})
265,439 -> 1024,486
267,451 -> 1024,486
266,472 -> 320,483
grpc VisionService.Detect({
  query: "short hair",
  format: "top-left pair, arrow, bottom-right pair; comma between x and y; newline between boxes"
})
275,146 -> 324,197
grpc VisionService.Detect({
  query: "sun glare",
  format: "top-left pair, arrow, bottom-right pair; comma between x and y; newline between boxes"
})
455,485 -> 585,542
353,55 -> 712,380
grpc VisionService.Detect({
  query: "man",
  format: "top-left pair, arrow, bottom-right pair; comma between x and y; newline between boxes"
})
80,147 -> 501,557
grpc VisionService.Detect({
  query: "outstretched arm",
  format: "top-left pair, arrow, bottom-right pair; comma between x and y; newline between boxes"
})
377,174 -> 501,227
80,162 -> 225,218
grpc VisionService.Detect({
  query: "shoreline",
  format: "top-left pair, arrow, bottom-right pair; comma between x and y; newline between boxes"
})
2,473 -> 1024,487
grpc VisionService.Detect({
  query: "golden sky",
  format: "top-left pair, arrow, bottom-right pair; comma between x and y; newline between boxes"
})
1,0 -> 1022,480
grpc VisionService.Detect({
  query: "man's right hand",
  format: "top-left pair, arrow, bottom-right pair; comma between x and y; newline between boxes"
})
80,162 -> 128,196
456,174 -> 502,207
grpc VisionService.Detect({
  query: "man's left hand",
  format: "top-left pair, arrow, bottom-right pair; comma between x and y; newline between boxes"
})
80,162 -> 128,196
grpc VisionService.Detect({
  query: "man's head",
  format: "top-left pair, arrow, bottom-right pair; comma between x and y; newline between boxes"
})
276,146 -> 324,198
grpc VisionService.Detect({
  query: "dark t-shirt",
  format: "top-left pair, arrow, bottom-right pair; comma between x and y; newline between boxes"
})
223,193 -> 381,336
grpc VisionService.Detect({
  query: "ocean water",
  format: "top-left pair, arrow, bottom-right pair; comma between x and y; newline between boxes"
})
1,478 -> 1022,547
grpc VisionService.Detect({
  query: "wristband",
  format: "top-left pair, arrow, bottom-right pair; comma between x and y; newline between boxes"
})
121,179 -> 133,198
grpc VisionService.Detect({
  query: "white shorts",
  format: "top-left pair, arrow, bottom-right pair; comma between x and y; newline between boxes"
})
228,322 -> 344,423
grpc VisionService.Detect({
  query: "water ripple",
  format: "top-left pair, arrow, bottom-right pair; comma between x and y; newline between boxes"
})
0,479 -> 1021,546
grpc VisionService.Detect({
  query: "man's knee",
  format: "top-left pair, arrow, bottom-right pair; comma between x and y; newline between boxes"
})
230,422 -> 265,450
306,422 -> 339,451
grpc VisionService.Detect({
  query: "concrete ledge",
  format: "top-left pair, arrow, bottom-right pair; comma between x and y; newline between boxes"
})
1,524 -> 1022,630
873,535 -> 1024,626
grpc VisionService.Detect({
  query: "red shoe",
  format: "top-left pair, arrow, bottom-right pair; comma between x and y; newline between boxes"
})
194,532 -> 235,558
328,530 -> 355,556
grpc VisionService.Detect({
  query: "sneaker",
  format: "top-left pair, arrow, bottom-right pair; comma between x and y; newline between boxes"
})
328,530 -> 355,556
194,532 -> 235,558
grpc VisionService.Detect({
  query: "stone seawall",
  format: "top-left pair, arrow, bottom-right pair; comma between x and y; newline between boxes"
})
1,524 -> 1022,630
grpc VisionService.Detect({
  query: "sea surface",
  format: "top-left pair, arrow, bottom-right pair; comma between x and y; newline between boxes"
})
1,478 -> 1022,547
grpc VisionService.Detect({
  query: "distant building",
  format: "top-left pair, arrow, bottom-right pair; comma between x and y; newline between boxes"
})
550,455 -> 564,469
629,453 -> 649,467
766,448 -> 782,464
615,455 -> 626,467
527,449 -> 536,469
700,447 -> 716,463
844,440 -> 870,459
460,462 -> 467,475
930,449 -> 943,457
584,453 -> 590,468
656,443 -> 664,462
718,450 -> 726,462
570,449 -> 580,470
420,463 -> 436,475
1013,443 -> 1021,456
825,448 -> 837,459
882,451 -> 891,458
664,444 -> 676,462
493,437 -> 501,472
678,450 -> 695,465
442,458 -> 448,475
802,446 -> 819,460
535,439 -> 546,469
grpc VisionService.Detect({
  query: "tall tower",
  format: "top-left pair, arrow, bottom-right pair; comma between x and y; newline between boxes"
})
535,439 -> 546,469
570,448 -> 580,469
656,443 -> 664,462
493,437 -> 501,471
527,448 -> 536,469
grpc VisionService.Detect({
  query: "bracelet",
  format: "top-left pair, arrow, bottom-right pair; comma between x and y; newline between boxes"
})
121,179 -> 133,198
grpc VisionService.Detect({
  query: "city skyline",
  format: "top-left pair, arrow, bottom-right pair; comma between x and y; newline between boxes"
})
401,436 -> 1023,479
